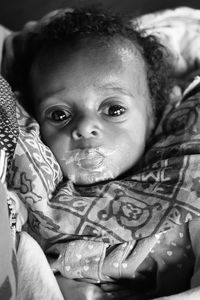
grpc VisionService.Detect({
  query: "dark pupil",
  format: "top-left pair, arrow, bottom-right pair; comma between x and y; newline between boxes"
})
52,110 -> 66,121
109,105 -> 124,116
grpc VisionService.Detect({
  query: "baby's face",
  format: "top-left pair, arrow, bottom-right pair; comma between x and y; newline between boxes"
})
30,40 -> 154,185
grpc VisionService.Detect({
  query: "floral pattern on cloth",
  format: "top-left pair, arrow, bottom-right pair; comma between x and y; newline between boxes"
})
5,75 -> 200,297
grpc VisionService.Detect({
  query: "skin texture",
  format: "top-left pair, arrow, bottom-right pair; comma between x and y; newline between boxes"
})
30,39 -> 154,185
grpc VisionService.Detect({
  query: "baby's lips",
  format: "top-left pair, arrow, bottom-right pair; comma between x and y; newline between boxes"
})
76,152 -> 104,169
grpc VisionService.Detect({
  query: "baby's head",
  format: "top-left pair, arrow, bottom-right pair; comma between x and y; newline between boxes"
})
21,9 -> 170,185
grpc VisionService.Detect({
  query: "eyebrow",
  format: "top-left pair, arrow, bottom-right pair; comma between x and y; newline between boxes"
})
97,84 -> 135,98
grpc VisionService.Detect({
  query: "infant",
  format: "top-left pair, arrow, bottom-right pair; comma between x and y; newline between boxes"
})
9,7 -> 200,300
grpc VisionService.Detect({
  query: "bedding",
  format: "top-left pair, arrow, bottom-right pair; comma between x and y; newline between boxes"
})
2,5 -> 200,300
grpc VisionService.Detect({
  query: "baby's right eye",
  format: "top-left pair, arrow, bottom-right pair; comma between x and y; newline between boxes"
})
46,109 -> 71,124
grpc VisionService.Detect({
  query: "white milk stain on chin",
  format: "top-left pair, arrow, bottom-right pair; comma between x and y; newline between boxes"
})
61,147 -> 120,184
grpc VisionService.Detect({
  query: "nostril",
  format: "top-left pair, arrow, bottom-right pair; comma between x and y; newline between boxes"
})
76,132 -> 82,138
72,130 -> 82,140
72,127 -> 100,140
91,130 -> 98,136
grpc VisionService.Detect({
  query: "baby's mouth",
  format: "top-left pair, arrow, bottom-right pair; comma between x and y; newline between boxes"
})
74,149 -> 104,170
62,147 -> 119,183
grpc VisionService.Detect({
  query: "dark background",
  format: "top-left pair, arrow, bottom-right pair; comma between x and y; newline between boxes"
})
1,0 -> 200,31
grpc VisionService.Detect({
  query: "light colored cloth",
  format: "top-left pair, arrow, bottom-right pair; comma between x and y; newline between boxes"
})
17,231 -> 64,300
137,6 -> 200,77
0,165 -> 17,300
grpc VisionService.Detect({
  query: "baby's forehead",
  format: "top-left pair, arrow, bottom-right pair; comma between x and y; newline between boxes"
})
30,34 -> 149,94
34,35 -> 146,73
30,36 -> 148,101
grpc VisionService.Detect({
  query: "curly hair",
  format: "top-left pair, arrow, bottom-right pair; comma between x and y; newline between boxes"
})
16,8 -> 172,123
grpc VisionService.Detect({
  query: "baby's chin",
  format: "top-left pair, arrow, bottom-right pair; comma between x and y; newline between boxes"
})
65,167 -> 119,186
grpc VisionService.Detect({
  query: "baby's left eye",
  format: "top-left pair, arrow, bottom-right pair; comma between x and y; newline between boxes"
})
104,105 -> 126,117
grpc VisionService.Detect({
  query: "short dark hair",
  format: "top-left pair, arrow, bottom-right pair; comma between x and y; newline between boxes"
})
15,8 -> 172,122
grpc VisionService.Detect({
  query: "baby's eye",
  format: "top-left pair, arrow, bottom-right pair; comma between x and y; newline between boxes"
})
46,109 -> 71,124
104,104 -> 126,117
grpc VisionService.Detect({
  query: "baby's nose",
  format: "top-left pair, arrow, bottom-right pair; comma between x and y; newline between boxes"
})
71,115 -> 101,140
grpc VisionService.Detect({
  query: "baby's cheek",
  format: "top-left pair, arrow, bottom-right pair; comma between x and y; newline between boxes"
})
40,127 -> 55,146
117,135 -> 146,171
41,131 -> 70,160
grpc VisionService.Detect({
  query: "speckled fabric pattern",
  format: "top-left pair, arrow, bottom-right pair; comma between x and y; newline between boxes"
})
0,76 -> 18,168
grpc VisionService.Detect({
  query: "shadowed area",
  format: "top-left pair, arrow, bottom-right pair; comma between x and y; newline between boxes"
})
1,0 -> 200,30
